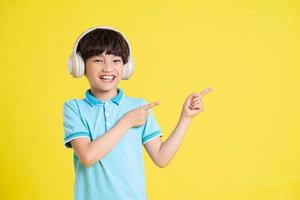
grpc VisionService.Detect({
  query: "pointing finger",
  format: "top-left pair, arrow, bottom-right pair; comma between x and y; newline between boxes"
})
199,87 -> 213,98
141,101 -> 160,110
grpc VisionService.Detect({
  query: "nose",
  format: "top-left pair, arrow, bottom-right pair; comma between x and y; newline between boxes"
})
101,61 -> 113,72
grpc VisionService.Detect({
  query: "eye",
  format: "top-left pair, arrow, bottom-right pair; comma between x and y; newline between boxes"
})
113,59 -> 121,63
94,59 -> 103,63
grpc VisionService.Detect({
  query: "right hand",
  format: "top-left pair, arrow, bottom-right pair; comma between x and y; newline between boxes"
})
122,101 -> 160,128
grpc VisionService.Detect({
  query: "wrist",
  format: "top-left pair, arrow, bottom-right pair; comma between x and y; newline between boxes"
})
119,117 -> 132,130
179,114 -> 192,124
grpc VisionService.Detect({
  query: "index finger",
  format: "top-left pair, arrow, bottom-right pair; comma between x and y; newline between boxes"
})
140,101 -> 160,110
199,87 -> 213,98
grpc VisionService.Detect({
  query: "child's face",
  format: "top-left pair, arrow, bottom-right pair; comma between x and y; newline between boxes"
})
84,50 -> 124,93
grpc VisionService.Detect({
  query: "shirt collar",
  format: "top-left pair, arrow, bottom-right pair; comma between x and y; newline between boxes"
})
85,87 -> 124,106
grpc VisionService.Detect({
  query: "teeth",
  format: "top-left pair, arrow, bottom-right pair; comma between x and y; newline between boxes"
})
100,75 -> 115,80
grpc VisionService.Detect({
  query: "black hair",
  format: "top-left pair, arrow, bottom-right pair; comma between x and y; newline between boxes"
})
76,28 -> 130,64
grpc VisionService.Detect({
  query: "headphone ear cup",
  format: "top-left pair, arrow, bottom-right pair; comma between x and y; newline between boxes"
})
122,56 -> 134,80
67,52 -> 85,78
76,52 -> 85,77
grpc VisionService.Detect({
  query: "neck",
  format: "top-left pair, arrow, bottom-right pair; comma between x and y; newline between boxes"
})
90,88 -> 118,101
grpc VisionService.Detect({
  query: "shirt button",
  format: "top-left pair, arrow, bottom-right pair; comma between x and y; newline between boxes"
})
107,122 -> 111,126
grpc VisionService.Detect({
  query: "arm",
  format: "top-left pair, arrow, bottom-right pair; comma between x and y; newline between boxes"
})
71,101 -> 160,168
144,87 -> 213,168
144,115 -> 192,168
71,118 -> 131,167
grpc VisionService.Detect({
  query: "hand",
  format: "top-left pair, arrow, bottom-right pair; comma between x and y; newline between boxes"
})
122,101 -> 160,128
181,87 -> 213,119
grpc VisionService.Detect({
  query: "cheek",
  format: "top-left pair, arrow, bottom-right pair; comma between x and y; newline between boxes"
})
118,66 -> 124,75
86,65 -> 99,74
85,68 -> 99,80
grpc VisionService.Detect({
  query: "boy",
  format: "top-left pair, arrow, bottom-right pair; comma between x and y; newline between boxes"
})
63,26 -> 213,200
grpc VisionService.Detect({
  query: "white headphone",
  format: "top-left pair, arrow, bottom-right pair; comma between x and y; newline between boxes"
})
67,26 -> 134,79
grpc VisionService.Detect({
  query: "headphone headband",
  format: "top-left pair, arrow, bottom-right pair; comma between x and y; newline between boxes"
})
72,26 -> 132,59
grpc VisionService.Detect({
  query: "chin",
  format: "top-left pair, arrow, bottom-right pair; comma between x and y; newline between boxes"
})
92,78 -> 120,90
94,84 -> 117,92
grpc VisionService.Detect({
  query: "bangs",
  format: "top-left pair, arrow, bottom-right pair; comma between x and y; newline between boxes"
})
76,28 -> 130,64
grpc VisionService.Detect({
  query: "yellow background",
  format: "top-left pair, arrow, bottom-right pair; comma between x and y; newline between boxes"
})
1,0 -> 299,199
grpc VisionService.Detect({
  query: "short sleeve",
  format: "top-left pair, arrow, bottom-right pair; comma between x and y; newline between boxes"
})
63,99 -> 90,148
140,99 -> 163,144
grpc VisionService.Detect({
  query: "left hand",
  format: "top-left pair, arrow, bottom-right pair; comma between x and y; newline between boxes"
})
181,87 -> 213,119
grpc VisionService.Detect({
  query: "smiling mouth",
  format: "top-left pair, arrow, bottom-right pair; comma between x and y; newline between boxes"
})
99,75 -> 116,82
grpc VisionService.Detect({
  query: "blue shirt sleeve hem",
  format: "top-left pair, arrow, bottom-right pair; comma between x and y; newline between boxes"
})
142,130 -> 162,144
64,131 -> 90,148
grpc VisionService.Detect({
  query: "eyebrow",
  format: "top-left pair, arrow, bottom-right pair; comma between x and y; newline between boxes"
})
92,55 -> 122,60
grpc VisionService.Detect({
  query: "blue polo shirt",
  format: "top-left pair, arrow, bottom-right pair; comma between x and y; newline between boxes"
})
63,87 -> 162,200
